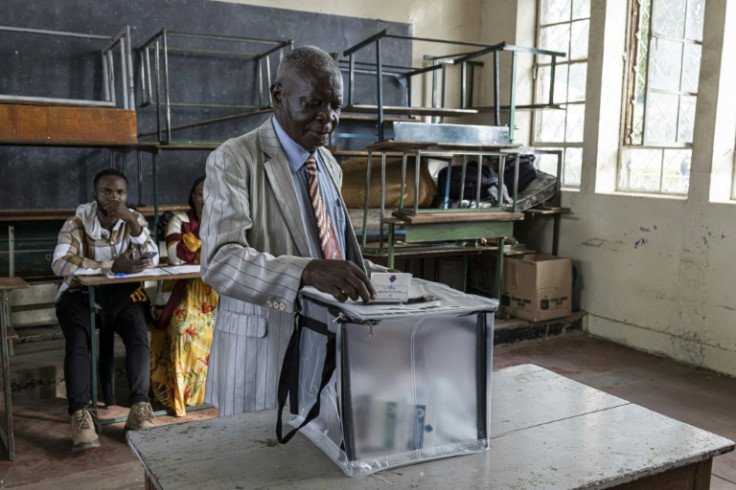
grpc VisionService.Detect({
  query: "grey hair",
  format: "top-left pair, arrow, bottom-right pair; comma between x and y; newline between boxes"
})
275,46 -> 340,81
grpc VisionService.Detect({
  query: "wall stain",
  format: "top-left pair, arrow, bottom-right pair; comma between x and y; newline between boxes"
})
718,305 -> 736,311
582,238 -> 605,248
702,236 -> 709,246
670,331 -> 707,366
639,226 -> 651,232
634,238 -> 648,249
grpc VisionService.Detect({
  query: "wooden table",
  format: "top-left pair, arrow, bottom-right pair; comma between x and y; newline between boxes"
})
127,364 -> 734,489
77,266 -> 201,424
0,276 -> 30,461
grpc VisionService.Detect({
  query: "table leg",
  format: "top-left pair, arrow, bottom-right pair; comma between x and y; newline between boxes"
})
462,254 -> 469,292
388,222 -> 396,270
87,287 -> 99,423
0,291 -> 15,460
494,236 -> 505,299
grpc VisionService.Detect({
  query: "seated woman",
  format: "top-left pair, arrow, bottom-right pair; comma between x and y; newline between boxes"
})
150,176 -> 218,416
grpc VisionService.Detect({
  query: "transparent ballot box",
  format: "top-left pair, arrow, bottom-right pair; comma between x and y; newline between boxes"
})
277,278 -> 497,477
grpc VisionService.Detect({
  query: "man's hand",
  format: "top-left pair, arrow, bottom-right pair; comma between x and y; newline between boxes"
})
112,249 -> 152,274
103,200 -> 135,223
302,260 -> 376,303
103,200 -> 143,235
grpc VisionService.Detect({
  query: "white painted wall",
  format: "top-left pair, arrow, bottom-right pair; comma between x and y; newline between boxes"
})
214,0 -> 736,377
541,0 -> 736,377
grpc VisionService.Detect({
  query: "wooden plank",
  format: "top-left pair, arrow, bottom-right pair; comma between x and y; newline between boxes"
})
0,204 -> 189,222
156,143 -> 220,150
0,277 -> 30,292
401,220 -> 514,242
0,104 -> 137,145
77,269 -> 201,287
392,210 -> 524,224
613,460 -> 712,489
362,243 -> 500,260
524,206 -> 571,216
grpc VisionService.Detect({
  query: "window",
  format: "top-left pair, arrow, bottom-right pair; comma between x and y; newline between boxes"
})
619,0 -> 705,195
532,0 -> 590,188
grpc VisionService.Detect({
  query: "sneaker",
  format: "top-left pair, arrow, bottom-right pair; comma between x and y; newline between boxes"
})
71,408 -> 100,453
125,401 -> 155,430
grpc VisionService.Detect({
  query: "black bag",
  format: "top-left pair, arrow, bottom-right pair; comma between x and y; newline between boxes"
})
436,161 -> 499,201
157,210 -> 174,242
500,154 -> 537,193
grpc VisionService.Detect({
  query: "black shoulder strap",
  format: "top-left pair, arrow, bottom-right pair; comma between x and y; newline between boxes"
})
276,316 -> 336,444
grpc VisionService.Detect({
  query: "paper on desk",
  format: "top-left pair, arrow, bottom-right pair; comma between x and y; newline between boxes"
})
105,268 -> 171,279
162,264 -> 201,274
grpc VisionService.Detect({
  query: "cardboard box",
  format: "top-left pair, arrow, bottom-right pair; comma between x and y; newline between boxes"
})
502,254 -> 572,322
468,250 -> 535,296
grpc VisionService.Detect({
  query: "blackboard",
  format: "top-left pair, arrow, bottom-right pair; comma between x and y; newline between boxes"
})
0,0 -> 412,209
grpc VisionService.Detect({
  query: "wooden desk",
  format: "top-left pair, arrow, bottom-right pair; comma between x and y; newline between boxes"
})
127,364 -> 734,489
0,276 -> 30,461
77,267 -> 201,424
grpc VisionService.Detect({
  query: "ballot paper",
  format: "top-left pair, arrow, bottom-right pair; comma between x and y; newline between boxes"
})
370,272 -> 412,302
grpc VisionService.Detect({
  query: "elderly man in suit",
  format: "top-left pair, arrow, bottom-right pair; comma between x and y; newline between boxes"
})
200,46 -> 377,416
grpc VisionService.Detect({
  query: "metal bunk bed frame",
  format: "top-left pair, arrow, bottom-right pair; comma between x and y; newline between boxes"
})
342,29 -> 566,142
137,29 -> 293,144
0,25 -> 135,110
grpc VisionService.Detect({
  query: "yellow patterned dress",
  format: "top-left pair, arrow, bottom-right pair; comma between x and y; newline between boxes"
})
150,210 -> 218,416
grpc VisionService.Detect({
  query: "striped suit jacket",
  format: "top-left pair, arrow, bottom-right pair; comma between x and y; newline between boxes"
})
200,118 -> 366,416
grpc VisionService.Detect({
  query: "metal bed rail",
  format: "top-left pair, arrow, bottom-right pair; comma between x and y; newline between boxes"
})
0,25 -> 134,110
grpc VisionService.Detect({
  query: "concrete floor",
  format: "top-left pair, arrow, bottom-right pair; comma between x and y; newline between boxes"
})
1,331 -> 734,489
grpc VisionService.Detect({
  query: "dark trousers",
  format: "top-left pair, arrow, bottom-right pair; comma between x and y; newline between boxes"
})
56,285 -> 151,415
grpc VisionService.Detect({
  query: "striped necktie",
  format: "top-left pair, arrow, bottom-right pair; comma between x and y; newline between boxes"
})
305,156 -> 343,260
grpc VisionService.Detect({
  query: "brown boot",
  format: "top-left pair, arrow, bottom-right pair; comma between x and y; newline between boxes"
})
125,401 -> 155,431
71,408 -> 100,453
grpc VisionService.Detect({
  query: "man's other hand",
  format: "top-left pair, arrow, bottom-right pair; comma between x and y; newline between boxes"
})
302,260 -> 376,303
112,249 -> 152,274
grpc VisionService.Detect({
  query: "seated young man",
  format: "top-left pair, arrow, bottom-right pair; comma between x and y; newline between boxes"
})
52,168 -> 159,452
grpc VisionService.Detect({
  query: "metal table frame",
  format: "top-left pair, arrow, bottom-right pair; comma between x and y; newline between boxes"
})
342,29 -> 566,142
359,142 -> 532,298
0,276 -> 29,461
78,268 -> 201,426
